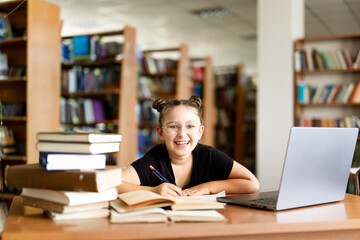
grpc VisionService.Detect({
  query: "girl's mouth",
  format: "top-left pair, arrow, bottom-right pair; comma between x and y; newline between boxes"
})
175,141 -> 190,145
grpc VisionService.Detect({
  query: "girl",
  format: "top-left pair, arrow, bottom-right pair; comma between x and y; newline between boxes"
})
118,96 -> 259,197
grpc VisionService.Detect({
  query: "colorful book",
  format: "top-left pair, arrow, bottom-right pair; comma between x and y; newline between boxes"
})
21,187 -> 117,206
5,164 -> 122,192
37,132 -> 122,143
36,141 -> 120,154
39,152 -> 106,171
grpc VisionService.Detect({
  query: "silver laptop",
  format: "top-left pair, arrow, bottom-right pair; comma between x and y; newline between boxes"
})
217,127 -> 359,211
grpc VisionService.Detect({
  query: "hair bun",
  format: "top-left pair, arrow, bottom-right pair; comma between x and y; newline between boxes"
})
190,95 -> 202,109
152,98 -> 167,112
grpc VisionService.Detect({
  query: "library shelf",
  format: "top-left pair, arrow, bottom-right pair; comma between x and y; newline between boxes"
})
190,56 -> 216,147
0,0 -> 61,165
294,33 -> 360,128
214,64 -> 256,173
60,26 -> 138,167
137,44 -> 191,156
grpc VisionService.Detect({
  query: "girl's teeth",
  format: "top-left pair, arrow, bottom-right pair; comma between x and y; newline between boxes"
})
176,141 -> 189,145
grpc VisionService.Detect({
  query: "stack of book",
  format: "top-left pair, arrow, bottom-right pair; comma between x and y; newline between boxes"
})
36,132 -> 122,170
5,132 -> 123,221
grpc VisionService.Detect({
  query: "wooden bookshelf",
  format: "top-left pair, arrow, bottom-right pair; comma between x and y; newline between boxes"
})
0,0 -> 61,196
294,33 -> 360,127
0,0 -> 61,163
214,65 -> 243,162
60,26 -> 138,167
137,44 -> 191,156
190,57 -> 216,147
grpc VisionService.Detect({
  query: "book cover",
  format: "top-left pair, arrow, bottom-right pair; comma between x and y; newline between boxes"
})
5,164 -> 122,192
21,196 -> 109,214
39,152 -> 106,171
36,141 -> 120,154
115,190 -> 225,211
21,187 -> 118,206
46,208 -> 110,221
73,35 -> 91,61
37,132 -> 122,143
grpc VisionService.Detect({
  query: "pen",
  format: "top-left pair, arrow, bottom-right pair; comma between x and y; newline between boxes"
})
149,165 -> 170,183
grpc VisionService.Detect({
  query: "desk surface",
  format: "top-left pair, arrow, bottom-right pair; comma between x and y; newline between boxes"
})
3,194 -> 360,240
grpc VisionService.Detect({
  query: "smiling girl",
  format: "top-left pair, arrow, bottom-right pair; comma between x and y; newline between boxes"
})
118,96 -> 259,197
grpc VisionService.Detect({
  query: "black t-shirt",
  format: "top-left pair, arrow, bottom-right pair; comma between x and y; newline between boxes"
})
131,143 -> 234,189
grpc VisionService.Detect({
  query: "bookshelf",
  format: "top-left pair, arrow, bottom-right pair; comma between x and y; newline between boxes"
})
190,57 -> 216,147
0,0 -> 60,195
214,65 -> 244,163
294,33 -> 360,127
137,44 -> 191,156
60,26 -> 138,167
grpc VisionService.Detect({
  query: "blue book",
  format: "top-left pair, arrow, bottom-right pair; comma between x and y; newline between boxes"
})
73,36 -> 91,61
39,152 -> 106,171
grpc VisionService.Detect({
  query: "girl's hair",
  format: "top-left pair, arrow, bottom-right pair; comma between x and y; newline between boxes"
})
152,95 -> 203,127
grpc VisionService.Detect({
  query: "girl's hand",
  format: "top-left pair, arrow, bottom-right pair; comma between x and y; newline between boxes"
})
153,183 -> 183,197
182,184 -> 210,196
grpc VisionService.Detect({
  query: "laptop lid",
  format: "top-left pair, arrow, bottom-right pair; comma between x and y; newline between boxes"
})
217,127 -> 358,211
276,127 -> 358,210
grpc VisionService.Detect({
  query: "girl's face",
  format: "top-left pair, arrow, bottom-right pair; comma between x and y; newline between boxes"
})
157,105 -> 204,160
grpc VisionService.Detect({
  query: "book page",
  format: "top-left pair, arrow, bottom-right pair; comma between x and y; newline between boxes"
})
179,190 -> 226,202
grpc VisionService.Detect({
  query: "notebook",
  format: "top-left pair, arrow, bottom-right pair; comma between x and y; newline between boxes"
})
217,127 -> 359,211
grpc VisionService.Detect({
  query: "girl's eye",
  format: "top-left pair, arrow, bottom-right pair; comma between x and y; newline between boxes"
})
169,125 -> 179,129
187,125 -> 195,129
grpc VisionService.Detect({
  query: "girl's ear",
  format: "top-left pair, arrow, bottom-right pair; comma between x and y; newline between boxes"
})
156,126 -> 165,140
198,125 -> 205,140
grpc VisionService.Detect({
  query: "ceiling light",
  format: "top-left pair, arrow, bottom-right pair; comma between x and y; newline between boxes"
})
192,7 -> 231,20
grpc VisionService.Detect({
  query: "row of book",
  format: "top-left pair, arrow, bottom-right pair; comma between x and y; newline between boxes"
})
138,75 -> 176,99
216,87 -> 238,107
0,125 -> 16,155
61,66 -> 120,95
2,102 -> 26,117
298,81 -> 360,104
62,35 -> 123,63
60,97 -> 118,125
141,56 -> 178,75
297,115 -> 360,128
137,100 -> 159,122
294,48 -> 360,71
138,128 -> 159,158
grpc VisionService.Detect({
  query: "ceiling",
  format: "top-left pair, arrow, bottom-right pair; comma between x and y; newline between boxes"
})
46,0 -> 360,74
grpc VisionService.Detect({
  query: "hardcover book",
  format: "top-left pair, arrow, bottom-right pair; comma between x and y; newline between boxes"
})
37,132 -> 122,143
21,196 -> 109,214
21,187 -> 118,206
5,164 -> 122,192
46,208 -> 110,221
36,141 -> 120,154
39,152 -> 106,171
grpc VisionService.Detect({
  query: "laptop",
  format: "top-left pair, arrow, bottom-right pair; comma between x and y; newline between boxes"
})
217,127 -> 359,211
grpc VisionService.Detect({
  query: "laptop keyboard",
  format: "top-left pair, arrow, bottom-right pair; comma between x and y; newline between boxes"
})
249,196 -> 277,205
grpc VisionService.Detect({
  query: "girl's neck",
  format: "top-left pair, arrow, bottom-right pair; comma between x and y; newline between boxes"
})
169,153 -> 192,166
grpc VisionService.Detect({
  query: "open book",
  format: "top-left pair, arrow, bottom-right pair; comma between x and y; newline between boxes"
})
110,208 -> 226,223
112,190 -> 225,212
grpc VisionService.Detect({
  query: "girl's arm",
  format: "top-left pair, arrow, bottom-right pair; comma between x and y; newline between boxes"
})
181,161 -> 259,196
117,165 -> 183,197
